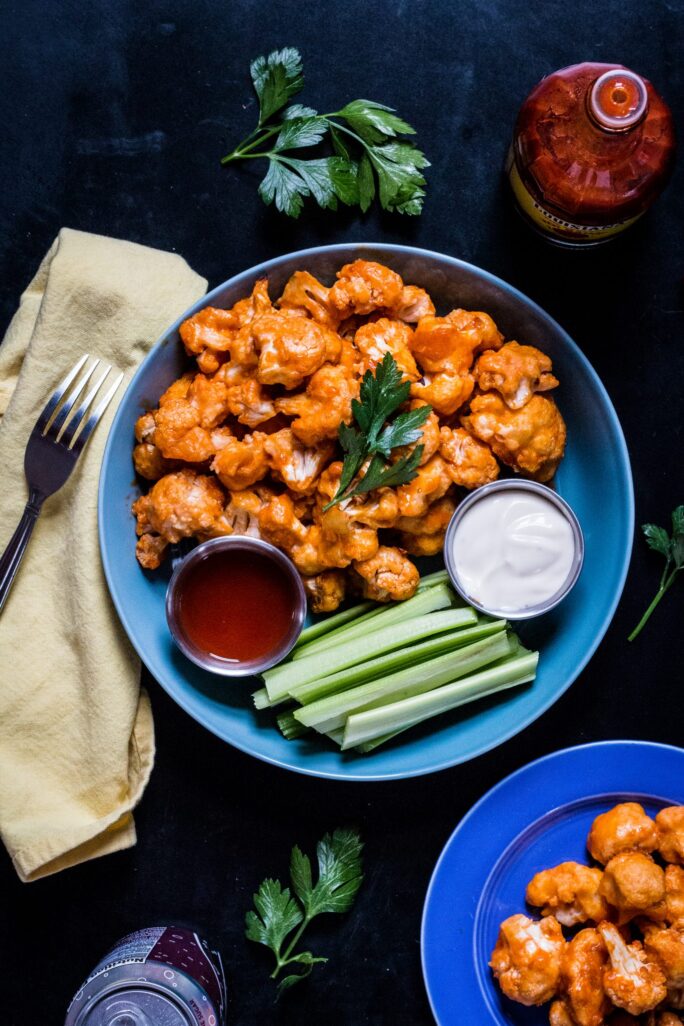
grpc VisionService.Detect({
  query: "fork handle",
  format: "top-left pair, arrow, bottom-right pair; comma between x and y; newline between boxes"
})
0,491 -> 44,615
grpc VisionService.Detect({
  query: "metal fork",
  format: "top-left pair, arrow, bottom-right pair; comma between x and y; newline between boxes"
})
0,355 -> 123,614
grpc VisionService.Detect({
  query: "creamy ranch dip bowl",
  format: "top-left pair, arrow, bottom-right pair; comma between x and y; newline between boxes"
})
444,480 -> 584,620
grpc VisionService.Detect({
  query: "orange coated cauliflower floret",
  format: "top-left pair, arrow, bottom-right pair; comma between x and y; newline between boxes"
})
599,852 -> 666,922
439,425 -> 500,489
329,259 -> 404,317
526,862 -> 609,928
587,803 -> 659,866
410,309 -> 503,376
179,279 -> 272,374
474,340 -> 559,410
395,454 -> 453,518
275,363 -> 359,447
489,913 -> 565,1006
301,570 -> 347,613
599,921 -> 666,1016
461,392 -> 567,482
263,429 -> 334,494
351,546 -> 419,602
211,433 -> 269,491
132,469 -> 225,568
559,927 -> 611,1026
250,312 -> 341,389
657,808 -> 684,865
277,270 -> 341,329
354,318 -> 420,381
388,284 -> 435,323
397,495 -> 457,557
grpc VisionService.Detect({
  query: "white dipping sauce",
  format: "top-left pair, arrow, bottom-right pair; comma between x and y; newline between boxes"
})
449,490 -> 576,612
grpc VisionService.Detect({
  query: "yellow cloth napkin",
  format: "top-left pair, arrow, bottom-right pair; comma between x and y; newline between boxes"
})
0,228 -> 207,882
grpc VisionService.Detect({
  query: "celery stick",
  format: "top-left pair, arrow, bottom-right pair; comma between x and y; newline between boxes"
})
294,601 -> 375,648
276,710 -> 309,740
263,606 -> 477,703
416,569 -> 450,591
294,632 -> 512,734
289,583 -> 456,660
289,620 -> 507,706
253,687 -> 272,710
291,603 -> 391,660
341,652 -> 538,749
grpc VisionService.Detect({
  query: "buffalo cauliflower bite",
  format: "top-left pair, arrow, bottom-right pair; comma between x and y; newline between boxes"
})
587,803 -> 659,866
410,310 -> 503,376
397,495 -> 457,557
149,371 -> 234,463
396,454 -> 453,518
549,999 -> 578,1026
215,363 -> 277,428
250,312 -> 341,389
132,469 -> 225,568
474,340 -> 559,410
351,546 -> 419,602
526,862 -> 609,927
391,400 -> 441,467
277,270 -> 341,329
302,570 -> 347,613
179,279 -> 272,374
645,1014 -> 684,1026
641,923 -> 684,1003
389,284 -> 435,323
354,318 -> 420,381
410,370 -> 475,417
329,260 -> 404,317
559,928 -> 611,1026
462,392 -> 567,482
489,913 -> 565,1006
211,433 -> 268,491
439,425 -> 500,489
263,429 -> 334,494
275,363 -> 359,447
599,853 -> 666,922
598,921 -> 667,1016
657,809 -> 684,865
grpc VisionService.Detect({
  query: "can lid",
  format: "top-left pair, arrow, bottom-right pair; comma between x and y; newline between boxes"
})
72,988 -> 193,1026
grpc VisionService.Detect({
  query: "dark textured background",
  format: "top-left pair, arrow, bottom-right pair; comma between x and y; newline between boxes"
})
1,1 -> 683,1023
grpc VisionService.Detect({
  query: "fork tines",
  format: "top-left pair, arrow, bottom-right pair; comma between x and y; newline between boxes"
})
38,354 -> 124,451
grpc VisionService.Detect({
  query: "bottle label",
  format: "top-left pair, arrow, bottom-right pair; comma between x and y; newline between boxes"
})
506,149 -> 643,242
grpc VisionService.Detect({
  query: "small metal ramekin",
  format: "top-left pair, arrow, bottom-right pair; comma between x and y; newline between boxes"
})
166,536 -> 307,676
443,479 -> 584,620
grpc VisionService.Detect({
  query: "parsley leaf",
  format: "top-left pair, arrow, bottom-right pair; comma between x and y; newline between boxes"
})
245,828 -> 363,996
324,353 -> 432,509
629,505 -> 684,641
222,47 -> 428,217
250,48 -> 304,124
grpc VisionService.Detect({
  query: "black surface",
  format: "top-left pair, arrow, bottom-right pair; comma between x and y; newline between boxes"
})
1,2 -> 683,1023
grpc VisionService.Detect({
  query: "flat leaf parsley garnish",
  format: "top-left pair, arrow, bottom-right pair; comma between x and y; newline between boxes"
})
628,505 -> 684,641
245,828 -> 363,995
324,352 -> 432,511
221,47 -> 429,217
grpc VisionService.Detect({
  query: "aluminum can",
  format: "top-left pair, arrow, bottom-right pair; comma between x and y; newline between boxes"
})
64,926 -> 226,1026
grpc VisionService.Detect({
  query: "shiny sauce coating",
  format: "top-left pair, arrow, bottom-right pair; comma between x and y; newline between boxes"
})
177,550 -> 297,662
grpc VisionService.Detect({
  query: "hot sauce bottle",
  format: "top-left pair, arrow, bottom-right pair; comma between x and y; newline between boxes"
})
507,62 -> 676,246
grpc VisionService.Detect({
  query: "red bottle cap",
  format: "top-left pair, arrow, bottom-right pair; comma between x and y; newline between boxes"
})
589,69 -> 648,131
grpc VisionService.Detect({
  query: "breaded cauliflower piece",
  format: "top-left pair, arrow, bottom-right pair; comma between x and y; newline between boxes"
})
389,284 -> 435,323
410,310 -> 503,376
351,546 -> 419,602
179,279 -> 272,374
275,363 -> 359,447
599,853 -> 666,922
211,433 -> 269,491
474,340 -> 559,410
251,312 -> 341,389
215,362 -> 276,428
132,469 -> 225,568
598,921 -> 666,1016
439,425 -> 500,489
587,804 -> 659,866
526,862 -> 609,927
301,569 -> 347,613
397,495 -> 457,557
277,270 -> 341,329
559,927 -> 611,1026
263,429 -> 334,494
354,318 -> 420,381
657,809 -> 684,866
410,370 -> 475,417
489,913 -> 565,1006
329,260 -> 404,317
395,454 -> 453,518
461,392 -> 566,482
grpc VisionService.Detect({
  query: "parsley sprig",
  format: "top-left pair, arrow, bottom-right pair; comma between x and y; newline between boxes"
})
221,47 -> 429,217
628,505 -> 684,641
324,352 -> 432,510
245,828 -> 363,995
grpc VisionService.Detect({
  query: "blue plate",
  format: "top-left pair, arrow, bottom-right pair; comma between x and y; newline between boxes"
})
98,243 -> 634,781
422,740 -> 684,1025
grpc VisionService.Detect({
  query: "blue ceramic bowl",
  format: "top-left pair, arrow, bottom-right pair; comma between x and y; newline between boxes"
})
98,243 -> 634,781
